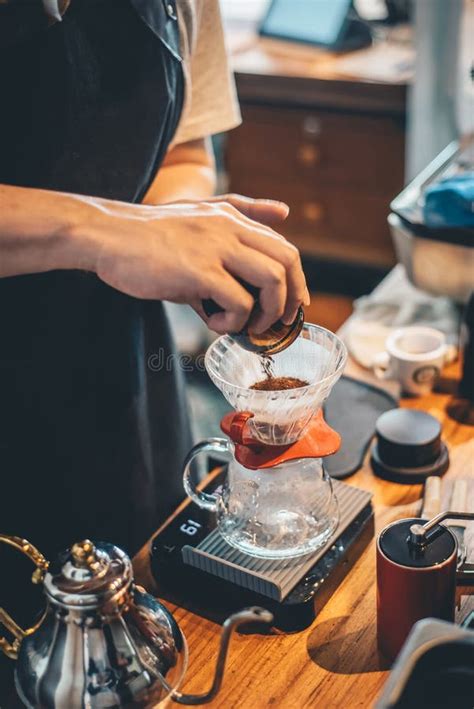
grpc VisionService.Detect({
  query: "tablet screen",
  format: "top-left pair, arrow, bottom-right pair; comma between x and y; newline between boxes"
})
260,0 -> 352,47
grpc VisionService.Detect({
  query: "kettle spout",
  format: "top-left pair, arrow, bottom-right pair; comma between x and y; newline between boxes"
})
172,606 -> 273,705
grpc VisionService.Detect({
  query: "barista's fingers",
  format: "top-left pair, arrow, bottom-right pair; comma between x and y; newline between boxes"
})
283,286 -> 308,326
202,273 -> 255,335
200,194 -> 289,226
224,246 -> 286,335
218,194 -> 290,226
190,299 -> 207,321
237,229 -> 309,324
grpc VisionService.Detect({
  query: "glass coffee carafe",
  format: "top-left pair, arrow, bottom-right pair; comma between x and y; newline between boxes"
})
183,324 -> 347,559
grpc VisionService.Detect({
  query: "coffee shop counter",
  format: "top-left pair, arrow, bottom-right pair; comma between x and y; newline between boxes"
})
133,359 -> 474,708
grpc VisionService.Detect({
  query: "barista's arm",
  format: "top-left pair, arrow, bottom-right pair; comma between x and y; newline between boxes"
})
0,183 -> 97,277
0,183 -> 308,334
142,137 -> 216,204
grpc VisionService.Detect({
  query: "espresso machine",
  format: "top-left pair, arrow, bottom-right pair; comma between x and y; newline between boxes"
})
151,324 -> 375,631
389,139 -> 474,405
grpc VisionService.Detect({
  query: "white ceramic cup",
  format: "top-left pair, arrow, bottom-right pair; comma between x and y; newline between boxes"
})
372,326 -> 448,395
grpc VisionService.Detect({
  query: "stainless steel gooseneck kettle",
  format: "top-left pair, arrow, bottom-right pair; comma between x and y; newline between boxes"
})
0,536 -> 272,707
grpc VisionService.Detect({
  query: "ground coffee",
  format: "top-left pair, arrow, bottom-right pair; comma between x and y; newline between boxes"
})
250,376 -> 309,391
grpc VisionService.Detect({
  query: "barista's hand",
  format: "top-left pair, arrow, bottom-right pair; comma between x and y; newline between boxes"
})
91,194 -> 310,334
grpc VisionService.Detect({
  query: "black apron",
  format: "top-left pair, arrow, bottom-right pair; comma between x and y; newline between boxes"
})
0,5 -> 191,693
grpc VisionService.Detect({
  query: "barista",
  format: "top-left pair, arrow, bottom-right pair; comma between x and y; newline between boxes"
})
0,0 -> 308,694
0,1 -> 308,556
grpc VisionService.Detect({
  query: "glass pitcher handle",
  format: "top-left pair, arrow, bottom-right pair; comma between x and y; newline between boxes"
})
0,535 -> 49,659
182,438 -> 231,513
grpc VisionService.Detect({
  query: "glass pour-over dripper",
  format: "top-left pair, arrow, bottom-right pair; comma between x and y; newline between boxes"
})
205,323 -> 347,445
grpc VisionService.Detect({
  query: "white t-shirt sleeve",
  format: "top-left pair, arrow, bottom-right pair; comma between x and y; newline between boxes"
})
173,0 -> 242,145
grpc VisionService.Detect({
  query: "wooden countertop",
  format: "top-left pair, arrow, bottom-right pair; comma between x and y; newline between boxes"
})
134,360 -> 474,709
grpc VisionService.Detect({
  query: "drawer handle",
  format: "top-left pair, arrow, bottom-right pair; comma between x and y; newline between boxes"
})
302,202 -> 324,223
297,144 -> 321,166
302,116 -> 322,137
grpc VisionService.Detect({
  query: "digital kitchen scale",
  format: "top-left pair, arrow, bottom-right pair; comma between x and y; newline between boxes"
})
150,472 -> 374,632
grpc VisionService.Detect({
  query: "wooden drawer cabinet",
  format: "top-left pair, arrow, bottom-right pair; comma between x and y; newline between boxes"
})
226,104 -> 406,268
227,105 -> 405,195
232,174 -> 397,266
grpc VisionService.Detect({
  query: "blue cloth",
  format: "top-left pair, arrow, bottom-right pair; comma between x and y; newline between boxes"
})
423,172 -> 474,228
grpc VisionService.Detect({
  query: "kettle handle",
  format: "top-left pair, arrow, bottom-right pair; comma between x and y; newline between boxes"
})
0,535 -> 49,660
182,438 -> 231,512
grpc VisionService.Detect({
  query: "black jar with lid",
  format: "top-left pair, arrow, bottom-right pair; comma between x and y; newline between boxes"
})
371,409 -> 449,483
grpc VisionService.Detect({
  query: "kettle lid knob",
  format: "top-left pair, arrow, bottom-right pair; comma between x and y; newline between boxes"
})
71,540 -> 103,573
44,540 -> 133,608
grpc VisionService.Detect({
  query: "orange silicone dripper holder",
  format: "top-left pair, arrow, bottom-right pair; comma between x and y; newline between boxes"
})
220,409 -> 341,470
